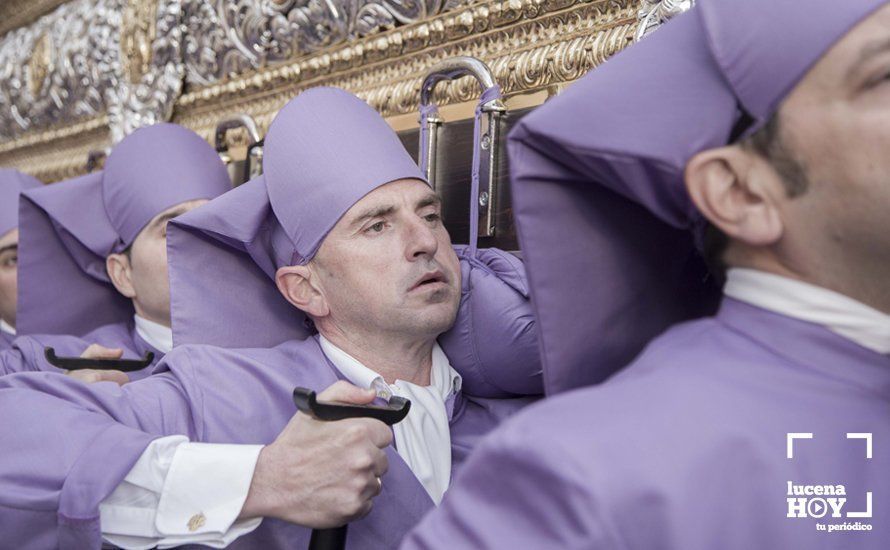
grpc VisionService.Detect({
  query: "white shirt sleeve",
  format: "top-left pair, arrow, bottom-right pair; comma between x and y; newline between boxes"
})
99,435 -> 264,549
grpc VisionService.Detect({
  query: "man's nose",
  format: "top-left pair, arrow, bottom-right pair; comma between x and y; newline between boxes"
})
404,217 -> 439,260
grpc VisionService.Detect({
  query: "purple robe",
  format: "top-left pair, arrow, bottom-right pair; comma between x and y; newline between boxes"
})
403,298 -> 890,549
0,336 -> 531,548
0,321 -> 162,381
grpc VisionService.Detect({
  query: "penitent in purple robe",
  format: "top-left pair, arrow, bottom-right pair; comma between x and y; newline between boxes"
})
0,321 -> 162,380
167,86 -> 542,398
403,298 -> 890,549
0,88 -> 534,548
16,125 -> 230,338
0,335 -> 531,548
0,124 -> 230,375
403,0 -> 889,548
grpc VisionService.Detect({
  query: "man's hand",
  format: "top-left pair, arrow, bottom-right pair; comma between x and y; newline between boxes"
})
79,344 -> 124,360
65,369 -> 130,385
240,381 -> 393,528
60,345 -> 129,385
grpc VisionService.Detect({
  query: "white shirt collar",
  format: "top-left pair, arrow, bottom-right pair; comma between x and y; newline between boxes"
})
317,334 -> 462,505
317,335 -> 462,400
133,315 -> 173,354
724,268 -> 890,354
0,319 -> 15,336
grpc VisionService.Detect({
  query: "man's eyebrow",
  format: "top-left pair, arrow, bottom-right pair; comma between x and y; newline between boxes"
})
349,205 -> 396,228
0,245 -> 17,256
848,36 -> 890,80
416,194 -> 442,210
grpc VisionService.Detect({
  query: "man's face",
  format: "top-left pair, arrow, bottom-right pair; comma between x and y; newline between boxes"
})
0,229 -> 18,327
770,4 -> 890,284
114,199 -> 208,326
311,179 -> 461,340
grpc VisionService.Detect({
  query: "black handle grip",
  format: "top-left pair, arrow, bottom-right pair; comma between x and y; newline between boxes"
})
292,387 -> 411,426
44,347 -> 155,373
293,386 -> 411,550
309,526 -> 347,550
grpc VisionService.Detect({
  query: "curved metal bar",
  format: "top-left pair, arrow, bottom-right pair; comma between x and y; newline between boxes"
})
420,56 -> 504,112
418,56 -> 506,238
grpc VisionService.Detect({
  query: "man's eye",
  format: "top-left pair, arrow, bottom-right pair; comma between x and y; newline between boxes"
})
367,221 -> 386,233
424,213 -> 441,223
1,256 -> 15,268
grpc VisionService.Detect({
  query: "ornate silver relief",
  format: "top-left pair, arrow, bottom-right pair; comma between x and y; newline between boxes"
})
0,0 -> 184,145
635,0 -> 694,42
183,0 -> 465,85
0,0 -> 117,140
106,0 -> 186,142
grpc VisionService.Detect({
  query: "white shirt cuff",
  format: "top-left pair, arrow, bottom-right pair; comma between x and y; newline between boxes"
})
154,442 -> 263,541
101,439 -> 263,549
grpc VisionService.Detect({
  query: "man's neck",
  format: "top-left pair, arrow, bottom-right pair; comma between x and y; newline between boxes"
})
726,247 -> 890,315
317,325 -> 435,386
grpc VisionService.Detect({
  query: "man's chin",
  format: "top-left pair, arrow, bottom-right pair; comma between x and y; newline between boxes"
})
409,302 -> 459,334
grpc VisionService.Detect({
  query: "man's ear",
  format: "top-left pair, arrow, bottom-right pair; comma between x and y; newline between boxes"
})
684,145 -> 784,247
276,264 -> 330,318
106,253 -> 136,299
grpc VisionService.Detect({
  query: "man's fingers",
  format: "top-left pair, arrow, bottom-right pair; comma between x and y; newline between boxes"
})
66,369 -> 130,386
371,449 -> 389,478
317,381 -> 377,405
79,344 -> 124,360
358,472 -> 384,501
354,418 -> 394,449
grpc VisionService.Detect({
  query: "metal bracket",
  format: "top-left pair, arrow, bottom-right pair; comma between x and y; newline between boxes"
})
214,114 -> 263,185
86,149 -> 108,173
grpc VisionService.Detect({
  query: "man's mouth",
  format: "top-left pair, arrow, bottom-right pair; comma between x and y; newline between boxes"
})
411,270 -> 447,291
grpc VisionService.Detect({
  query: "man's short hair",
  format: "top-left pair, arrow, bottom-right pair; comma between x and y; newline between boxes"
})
741,113 -> 810,198
703,112 -> 810,279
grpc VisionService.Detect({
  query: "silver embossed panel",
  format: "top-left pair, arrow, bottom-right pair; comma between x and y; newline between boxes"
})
183,0 -> 469,86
